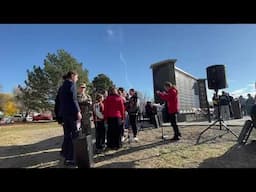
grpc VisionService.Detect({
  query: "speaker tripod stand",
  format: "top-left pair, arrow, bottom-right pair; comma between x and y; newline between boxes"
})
196,89 -> 238,144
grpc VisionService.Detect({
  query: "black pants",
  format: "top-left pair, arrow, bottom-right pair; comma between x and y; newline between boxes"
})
169,113 -> 180,138
129,114 -> 138,137
62,117 -> 79,161
149,114 -> 158,128
95,120 -> 106,149
107,118 -> 122,148
120,122 -> 125,136
61,124 -> 65,153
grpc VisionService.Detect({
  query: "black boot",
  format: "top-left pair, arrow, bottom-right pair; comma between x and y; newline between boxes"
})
170,136 -> 180,141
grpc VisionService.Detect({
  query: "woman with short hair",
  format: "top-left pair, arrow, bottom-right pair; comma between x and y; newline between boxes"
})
156,81 -> 181,141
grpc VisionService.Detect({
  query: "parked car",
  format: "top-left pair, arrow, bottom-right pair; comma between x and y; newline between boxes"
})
0,111 -> 4,119
26,115 -> 33,122
33,114 -> 53,121
0,117 -> 14,124
13,114 -> 24,122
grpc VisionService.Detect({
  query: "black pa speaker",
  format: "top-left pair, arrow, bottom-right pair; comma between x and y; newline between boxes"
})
73,134 -> 94,168
251,104 -> 256,126
206,65 -> 227,90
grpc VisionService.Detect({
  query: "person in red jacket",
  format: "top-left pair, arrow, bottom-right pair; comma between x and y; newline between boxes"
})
156,81 -> 181,141
118,87 -> 127,142
104,87 -> 125,150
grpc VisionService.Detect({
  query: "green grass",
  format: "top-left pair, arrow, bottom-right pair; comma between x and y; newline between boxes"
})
0,122 -> 60,132
0,122 -> 61,146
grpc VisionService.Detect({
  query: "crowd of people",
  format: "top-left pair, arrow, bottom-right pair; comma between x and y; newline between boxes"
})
54,71 -> 142,166
212,91 -> 256,121
54,70 -> 183,167
54,70 -> 256,167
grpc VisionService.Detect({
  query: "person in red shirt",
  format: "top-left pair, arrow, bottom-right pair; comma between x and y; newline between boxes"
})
104,87 -> 125,150
156,81 -> 181,141
118,87 -> 127,142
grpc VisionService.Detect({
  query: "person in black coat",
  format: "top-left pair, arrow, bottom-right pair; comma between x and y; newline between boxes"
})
55,74 -> 68,124
251,104 -> 256,127
59,71 -> 82,166
54,74 -> 67,157
145,101 -> 157,127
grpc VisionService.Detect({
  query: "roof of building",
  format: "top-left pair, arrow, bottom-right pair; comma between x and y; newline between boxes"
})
150,59 -> 198,80
175,66 -> 198,80
150,59 -> 177,69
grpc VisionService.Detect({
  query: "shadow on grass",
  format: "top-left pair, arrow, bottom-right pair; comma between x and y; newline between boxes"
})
198,141 -> 256,168
0,136 -> 64,168
196,131 -> 230,145
94,138 -> 182,163
97,161 -> 136,168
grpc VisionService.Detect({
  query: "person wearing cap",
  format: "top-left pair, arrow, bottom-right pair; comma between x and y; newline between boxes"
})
77,83 -> 93,135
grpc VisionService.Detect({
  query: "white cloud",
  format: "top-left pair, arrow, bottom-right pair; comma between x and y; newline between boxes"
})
248,83 -> 255,88
106,25 -> 124,45
231,82 -> 256,98
231,88 -> 246,96
119,52 -> 133,89
207,82 -> 256,102
106,29 -> 114,37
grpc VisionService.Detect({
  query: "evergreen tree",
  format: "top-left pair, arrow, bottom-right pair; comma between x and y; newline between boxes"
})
18,66 -> 50,112
92,73 -> 114,94
18,49 -> 90,113
44,49 -> 90,101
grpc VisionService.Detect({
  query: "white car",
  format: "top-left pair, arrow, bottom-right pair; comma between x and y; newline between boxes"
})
26,115 -> 33,122
13,114 -> 24,122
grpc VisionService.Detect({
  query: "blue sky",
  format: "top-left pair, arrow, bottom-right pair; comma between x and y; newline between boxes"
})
0,24 -> 255,101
